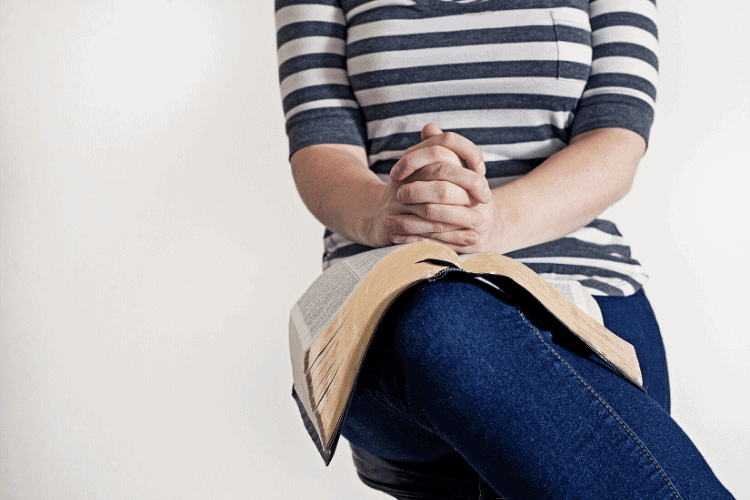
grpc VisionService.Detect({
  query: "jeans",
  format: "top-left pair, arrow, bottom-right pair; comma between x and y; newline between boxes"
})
341,274 -> 734,499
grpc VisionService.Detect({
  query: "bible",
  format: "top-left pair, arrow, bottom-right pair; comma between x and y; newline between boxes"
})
288,241 -> 643,465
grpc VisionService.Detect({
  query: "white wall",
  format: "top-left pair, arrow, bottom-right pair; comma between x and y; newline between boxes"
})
0,1 -> 746,499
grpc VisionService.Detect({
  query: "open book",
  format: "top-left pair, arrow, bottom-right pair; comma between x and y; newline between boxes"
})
289,241 -> 643,465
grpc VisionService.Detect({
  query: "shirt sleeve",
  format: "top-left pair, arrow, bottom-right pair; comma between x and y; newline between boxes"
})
569,0 -> 659,143
275,0 -> 368,159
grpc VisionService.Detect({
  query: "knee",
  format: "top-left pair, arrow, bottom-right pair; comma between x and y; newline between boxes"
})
382,278 -> 521,367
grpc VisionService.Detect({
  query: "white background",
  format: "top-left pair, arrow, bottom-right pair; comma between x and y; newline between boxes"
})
0,1 -> 747,498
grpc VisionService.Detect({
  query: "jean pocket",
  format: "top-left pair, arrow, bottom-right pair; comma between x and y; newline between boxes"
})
550,9 -> 592,82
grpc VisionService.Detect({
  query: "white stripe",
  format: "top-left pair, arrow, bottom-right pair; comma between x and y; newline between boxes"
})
285,99 -> 360,121
567,226 -> 628,247
551,8 -> 591,28
557,41 -> 593,64
581,86 -> 655,108
535,273 -> 641,295
590,0 -> 657,20
275,4 -> 345,31
591,56 -> 658,86
346,0 -> 417,21
348,43 -> 567,75
515,256 -> 644,276
355,77 -> 587,107
348,9 -> 558,43
593,26 -> 658,55
280,67 -> 350,99
277,37 -> 346,67
481,140 -> 566,161
367,109 -> 574,139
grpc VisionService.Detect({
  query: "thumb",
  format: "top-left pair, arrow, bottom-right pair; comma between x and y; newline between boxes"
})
421,123 -> 443,142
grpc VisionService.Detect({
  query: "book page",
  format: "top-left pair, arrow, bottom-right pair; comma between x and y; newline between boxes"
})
290,245 -> 402,351
545,280 -> 604,326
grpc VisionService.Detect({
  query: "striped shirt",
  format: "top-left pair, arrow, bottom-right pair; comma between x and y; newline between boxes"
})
276,0 -> 658,296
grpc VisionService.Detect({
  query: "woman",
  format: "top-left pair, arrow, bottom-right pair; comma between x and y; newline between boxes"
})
275,0 -> 735,497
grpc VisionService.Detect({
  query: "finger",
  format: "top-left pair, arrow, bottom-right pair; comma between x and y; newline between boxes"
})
390,204 -> 483,230
402,162 -> 492,204
393,131 -> 486,179
421,123 -> 443,142
398,124 -> 448,162
398,180 -> 473,206
390,145 -> 464,182
390,230 -> 478,248
386,214 -> 465,237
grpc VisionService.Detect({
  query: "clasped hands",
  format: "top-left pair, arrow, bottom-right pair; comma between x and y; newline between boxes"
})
372,123 -> 500,253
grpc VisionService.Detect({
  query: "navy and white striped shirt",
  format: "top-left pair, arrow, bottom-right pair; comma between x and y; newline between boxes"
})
276,0 -> 658,296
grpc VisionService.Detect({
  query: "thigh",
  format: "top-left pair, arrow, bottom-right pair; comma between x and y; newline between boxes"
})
343,277 -> 671,461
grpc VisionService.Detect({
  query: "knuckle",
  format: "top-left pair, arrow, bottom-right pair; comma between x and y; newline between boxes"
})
434,161 -> 453,179
427,145 -> 443,160
469,175 -> 485,195
424,203 -> 441,221
398,184 -> 412,202
454,230 -> 476,246
435,182 -> 453,202
442,132 -> 458,144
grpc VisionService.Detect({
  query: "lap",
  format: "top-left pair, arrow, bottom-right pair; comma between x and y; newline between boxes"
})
342,274 -> 670,461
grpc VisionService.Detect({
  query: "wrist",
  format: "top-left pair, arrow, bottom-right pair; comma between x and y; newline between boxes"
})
357,179 -> 389,248
488,186 -> 522,255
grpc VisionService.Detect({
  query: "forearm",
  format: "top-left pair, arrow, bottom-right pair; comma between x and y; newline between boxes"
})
290,144 -> 386,247
490,128 -> 646,254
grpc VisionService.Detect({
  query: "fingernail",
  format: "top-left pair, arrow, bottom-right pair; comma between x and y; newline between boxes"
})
397,188 -> 403,202
392,235 -> 405,244
473,214 -> 482,227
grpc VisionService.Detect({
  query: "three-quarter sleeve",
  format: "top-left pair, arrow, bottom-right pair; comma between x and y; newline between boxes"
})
275,0 -> 367,159
570,0 -> 658,143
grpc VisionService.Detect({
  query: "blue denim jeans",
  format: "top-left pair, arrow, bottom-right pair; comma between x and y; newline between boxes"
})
341,274 -> 734,499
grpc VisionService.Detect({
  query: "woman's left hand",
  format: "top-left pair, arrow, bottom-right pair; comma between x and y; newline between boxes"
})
388,124 -> 502,253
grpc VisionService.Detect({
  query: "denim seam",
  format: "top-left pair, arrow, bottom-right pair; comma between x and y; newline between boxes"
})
363,387 -> 416,420
515,308 -> 683,500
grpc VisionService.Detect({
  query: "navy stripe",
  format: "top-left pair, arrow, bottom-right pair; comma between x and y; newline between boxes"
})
404,0 -> 589,14
507,237 -> 636,262
484,158 -> 547,177
324,242 -> 377,263
571,95 -> 654,141
591,12 -> 657,38
369,158 -> 547,177
554,25 -> 592,45
579,279 -> 625,296
586,73 -> 656,100
277,22 -> 346,49
585,219 -> 622,236
350,61 -> 561,90
363,94 -> 579,122
279,53 -> 348,83
348,27 -> 557,58
558,61 -> 593,81
287,108 -> 367,157
519,262 -> 642,291
593,42 -> 658,70
283,84 -> 356,115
